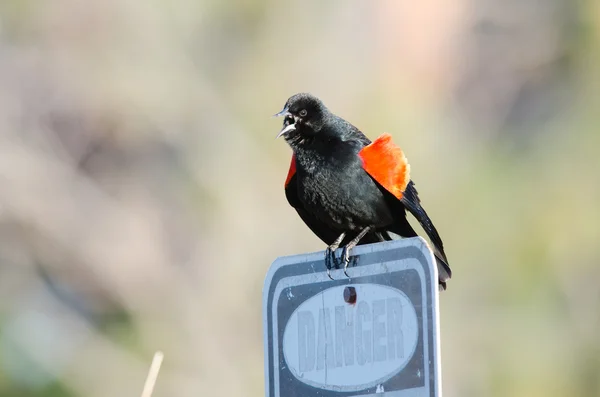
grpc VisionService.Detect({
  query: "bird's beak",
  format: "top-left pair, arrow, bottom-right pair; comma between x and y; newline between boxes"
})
273,107 -> 290,118
274,106 -> 296,138
276,123 -> 296,139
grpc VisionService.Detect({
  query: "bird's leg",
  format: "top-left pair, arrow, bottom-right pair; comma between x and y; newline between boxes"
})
342,226 -> 371,277
325,232 -> 346,280
374,232 -> 386,242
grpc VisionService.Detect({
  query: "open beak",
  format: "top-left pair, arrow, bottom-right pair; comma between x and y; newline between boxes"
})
274,107 -> 296,138
276,122 -> 296,139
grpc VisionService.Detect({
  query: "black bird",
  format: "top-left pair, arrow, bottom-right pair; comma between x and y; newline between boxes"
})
276,93 -> 452,290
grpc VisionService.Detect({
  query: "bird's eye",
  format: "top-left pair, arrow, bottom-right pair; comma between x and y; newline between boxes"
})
299,109 -> 308,117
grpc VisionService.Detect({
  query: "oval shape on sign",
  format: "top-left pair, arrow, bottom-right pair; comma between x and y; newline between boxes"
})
282,284 -> 419,392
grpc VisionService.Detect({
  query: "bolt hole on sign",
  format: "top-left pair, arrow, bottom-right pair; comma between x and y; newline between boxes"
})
263,237 -> 442,397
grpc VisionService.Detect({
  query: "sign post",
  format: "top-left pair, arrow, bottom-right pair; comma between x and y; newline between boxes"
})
263,237 -> 442,397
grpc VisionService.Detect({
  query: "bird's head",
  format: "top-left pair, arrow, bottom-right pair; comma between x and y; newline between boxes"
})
274,93 -> 328,143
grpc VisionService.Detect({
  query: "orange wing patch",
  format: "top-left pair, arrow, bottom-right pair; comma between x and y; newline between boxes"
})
285,154 -> 296,187
358,133 -> 410,199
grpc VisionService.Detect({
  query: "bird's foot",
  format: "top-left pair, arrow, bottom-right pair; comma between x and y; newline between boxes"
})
324,232 -> 346,280
340,226 -> 371,278
324,247 -> 336,280
341,246 -> 359,277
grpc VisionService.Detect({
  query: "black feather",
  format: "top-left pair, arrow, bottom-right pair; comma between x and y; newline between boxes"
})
279,93 -> 452,289
401,181 -> 452,288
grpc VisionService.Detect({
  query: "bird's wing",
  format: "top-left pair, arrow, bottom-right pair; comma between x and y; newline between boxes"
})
358,134 -> 451,286
284,154 -> 296,189
400,180 -> 451,283
284,159 -> 341,245
357,133 -> 410,200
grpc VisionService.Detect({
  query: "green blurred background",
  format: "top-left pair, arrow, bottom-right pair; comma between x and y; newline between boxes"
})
0,0 -> 598,396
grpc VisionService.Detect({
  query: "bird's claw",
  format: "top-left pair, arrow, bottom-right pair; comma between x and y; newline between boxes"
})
341,247 -> 357,278
325,243 -> 356,280
342,247 -> 350,277
325,247 -> 336,280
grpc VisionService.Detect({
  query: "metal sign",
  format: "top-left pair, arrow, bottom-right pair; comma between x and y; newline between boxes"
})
263,237 -> 442,397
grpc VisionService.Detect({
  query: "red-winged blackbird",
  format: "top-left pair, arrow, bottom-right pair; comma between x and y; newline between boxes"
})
276,93 -> 452,290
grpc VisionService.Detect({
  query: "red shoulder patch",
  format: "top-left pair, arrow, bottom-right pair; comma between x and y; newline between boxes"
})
285,154 -> 296,187
358,133 -> 410,199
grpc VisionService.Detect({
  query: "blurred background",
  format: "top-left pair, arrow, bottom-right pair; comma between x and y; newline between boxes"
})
0,0 -> 598,396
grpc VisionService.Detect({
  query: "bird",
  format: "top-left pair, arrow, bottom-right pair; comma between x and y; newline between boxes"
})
275,93 -> 452,290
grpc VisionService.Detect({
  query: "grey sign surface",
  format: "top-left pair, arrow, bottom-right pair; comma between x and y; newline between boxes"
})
263,237 -> 442,397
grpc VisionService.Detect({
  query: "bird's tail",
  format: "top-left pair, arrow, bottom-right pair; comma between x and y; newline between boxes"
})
396,181 -> 452,290
433,251 -> 451,291
386,225 -> 451,291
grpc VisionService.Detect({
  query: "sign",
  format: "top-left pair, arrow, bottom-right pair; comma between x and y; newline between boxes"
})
263,237 -> 442,397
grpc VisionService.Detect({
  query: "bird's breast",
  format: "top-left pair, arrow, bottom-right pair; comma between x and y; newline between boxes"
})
295,160 -> 393,231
